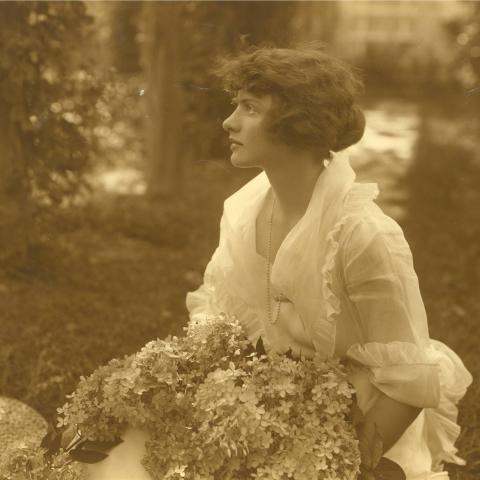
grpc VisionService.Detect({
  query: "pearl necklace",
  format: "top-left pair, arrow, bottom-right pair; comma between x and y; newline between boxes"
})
265,160 -> 329,325
266,195 -> 282,325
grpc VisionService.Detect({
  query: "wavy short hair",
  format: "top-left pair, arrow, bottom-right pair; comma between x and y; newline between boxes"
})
214,45 -> 366,156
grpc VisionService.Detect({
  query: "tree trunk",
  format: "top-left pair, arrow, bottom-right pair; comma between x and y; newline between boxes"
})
111,1 -> 142,74
0,100 -> 28,269
143,2 -> 183,198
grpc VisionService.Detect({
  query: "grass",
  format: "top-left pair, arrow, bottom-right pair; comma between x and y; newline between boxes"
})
401,114 -> 480,479
1,108 -> 479,477
0,160 -> 250,418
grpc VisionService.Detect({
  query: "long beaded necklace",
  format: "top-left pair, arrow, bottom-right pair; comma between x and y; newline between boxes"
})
266,195 -> 282,325
265,160 -> 329,325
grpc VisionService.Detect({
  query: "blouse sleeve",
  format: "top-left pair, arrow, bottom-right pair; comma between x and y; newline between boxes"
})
185,214 -> 226,322
341,212 -> 472,468
341,213 -> 441,408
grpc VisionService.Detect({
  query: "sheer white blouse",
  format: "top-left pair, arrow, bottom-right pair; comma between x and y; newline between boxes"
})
186,153 -> 472,479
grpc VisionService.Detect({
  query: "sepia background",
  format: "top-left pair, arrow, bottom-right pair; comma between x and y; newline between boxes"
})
0,1 -> 478,477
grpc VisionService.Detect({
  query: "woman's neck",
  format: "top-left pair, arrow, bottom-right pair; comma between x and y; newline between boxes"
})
263,152 -> 326,225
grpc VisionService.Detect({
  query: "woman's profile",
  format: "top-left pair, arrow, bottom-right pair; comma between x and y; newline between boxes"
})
85,45 -> 472,479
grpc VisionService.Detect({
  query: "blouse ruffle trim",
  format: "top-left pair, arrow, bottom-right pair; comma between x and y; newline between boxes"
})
318,182 -> 380,356
346,341 -> 441,408
424,339 -> 473,470
346,340 -> 473,469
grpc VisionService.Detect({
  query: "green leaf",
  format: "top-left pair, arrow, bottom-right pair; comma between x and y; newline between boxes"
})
234,377 -> 244,387
40,423 -> 56,449
359,465 -> 376,480
82,438 -> 123,452
255,337 -> 266,356
371,423 -> 384,468
70,448 -> 109,464
60,424 -> 80,449
357,421 -> 383,470
374,458 -> 406,480
348,400 -> 365,427
41,422 -> 62,455
284,348 -> 295,360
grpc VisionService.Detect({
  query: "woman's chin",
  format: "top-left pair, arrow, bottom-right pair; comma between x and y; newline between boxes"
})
230,153 -> 254,169
230,157 -> 246,168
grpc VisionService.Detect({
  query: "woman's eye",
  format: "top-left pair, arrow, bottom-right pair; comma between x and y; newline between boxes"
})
243,103 -> 257,113
229,100 -> 256,114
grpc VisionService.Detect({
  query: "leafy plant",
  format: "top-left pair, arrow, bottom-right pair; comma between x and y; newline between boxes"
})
349,402 -> 406,480
0,1 -> 104,208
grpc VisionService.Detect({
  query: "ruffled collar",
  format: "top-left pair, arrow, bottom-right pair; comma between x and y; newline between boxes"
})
220,151 -> 379,358
223,151 -> 357,243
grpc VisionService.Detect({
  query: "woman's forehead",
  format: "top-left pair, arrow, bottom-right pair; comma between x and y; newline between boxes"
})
234,89 -> 273,106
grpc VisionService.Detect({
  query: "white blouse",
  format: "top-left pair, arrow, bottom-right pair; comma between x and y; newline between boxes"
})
186,152 -> 473,479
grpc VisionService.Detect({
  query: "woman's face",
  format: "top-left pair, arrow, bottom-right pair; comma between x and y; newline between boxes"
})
222,90 -> 278,169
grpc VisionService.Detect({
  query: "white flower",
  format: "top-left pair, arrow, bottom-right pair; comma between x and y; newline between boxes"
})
14,313 -> 360,480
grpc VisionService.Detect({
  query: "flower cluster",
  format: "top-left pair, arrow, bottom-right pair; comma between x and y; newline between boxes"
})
2,313 -> 361,480
0,441 -> 86,480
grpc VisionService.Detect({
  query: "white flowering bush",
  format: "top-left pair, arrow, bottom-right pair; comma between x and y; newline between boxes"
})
1,313 -> 362,480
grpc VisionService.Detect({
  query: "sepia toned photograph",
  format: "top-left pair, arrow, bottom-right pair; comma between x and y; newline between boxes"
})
0,1 -> 478,479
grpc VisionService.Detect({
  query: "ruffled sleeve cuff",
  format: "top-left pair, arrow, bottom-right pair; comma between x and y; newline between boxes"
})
424,340 -> 473,468
185,282 -> 218,322
346,340 -> 473,468
346,341 -> 441,408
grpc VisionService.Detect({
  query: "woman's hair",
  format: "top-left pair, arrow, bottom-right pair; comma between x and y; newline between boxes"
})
214,44 -> 366,155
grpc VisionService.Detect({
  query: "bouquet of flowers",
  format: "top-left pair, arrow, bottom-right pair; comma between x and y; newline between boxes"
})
0,313 -> 404,480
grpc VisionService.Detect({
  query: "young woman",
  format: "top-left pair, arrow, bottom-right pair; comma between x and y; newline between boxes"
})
186,45 -> 472,479
87,45 -> 472,479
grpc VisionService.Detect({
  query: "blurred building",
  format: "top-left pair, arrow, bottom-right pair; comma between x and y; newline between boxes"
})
298,0 -> 473,86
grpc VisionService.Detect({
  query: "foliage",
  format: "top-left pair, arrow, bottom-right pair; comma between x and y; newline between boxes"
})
2,314 -> 362,480
59,314 -> 361,480
88,72 -> 146,172
444,3 -> 480,96
0,441 -> 85,480
0,1 -> 103,207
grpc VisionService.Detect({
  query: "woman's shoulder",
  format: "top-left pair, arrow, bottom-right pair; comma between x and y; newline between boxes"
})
336,201 -> 416,277
339,184 -> 410,256
342,183 -> 404,235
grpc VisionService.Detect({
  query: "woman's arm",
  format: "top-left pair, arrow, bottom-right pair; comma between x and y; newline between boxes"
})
341,215 -> 439,469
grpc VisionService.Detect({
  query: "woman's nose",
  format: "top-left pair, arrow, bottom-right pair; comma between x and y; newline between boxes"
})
222,110 -> 239,133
